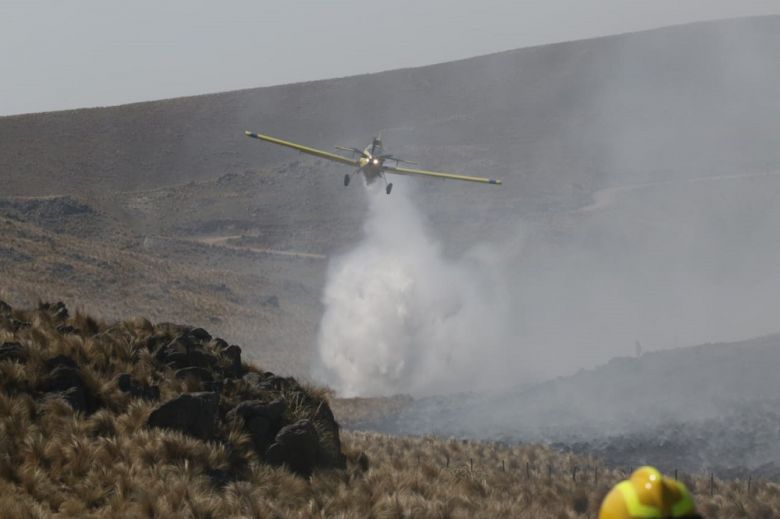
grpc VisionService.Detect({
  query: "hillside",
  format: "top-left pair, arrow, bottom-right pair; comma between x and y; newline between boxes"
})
369,334 -> 780,477
2,16 -> 780,383
2,16 -> 780,208
1,300 -> 777,518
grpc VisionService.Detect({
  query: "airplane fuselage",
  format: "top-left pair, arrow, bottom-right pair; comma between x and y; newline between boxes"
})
357,138 -> 387,184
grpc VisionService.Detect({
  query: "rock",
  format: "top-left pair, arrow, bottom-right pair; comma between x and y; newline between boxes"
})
312,399 -> 347,469
154,337 -> 218,370
117,373 -> 160,400
222,345 -> 242,377
261,375 -> 293,391
39,301 -> 69,321
166,334 -> 199,354
40,366 -> 100,414
264,419 -> 320,477
205,468 -> 232,488
143,333 -> 170,353
242,372 -> 263,389
202,380 -> 223,393
243,371 -> 298,392
186,350 -> 218,369
0,342 -> 26,363
10,319 -> 31,331
147,392 -> 219,440
44,355 -> 78,371
189,328 -> 212,342
0,300 -> 11,316
229,399 -> 286,423
356,452 -> 370,472
42,366 -> 85,393
175,367 -> 213,382
56,324 -> 76,334
61,386 -> 88,412
227,399 -> 286,452
211,338 -> 229,350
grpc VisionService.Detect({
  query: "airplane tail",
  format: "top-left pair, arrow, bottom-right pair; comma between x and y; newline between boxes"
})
371,132 -> 383,155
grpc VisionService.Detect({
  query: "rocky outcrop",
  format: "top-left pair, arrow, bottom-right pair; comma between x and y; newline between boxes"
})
227,399 -> 286,453
117,373 -> 160,400
0,300 -> 347,480
147,392 -> 219,440
265,420 -> 321,477
39,360 -> 101,414
0,342 -> 26,363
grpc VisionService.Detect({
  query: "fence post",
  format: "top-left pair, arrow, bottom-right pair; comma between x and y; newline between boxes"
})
548,463 -> 552,482
595,466 -> 598,485
710,473 -> 714,496
572,465 -> 577,481
502,460 -> 505,472
470,458 -> 473,471
747,476 -> 751,495
674,469 -> 678,481
446,455 -> 449,468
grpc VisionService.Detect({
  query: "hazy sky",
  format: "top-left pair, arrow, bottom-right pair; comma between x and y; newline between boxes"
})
1,0 -> 779,115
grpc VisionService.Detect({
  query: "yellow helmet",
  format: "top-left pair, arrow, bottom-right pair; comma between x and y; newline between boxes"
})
599,466 -> 699,519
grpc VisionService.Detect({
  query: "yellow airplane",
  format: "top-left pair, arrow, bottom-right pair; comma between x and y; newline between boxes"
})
244,131 -> 502,194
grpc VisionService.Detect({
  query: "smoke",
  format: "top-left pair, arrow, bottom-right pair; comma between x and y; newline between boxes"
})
311,17 -> 780,403
314,181 -> 513,397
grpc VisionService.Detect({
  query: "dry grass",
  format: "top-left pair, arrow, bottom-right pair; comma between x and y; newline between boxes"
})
1,302 -> 778,518
331,395 -> 414,429
0,211 -> 325,376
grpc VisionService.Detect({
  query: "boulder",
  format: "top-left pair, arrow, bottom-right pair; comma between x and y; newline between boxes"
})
227,399 -> 286,452
9,319 -> 30,331
39,301 -> 69,321
40,365 -> 100,414
117,373 -> 160,400
175,367 -> 213,382
143,333 -> 171,353
154,336 -> 218,370
147,392 -> 219,440
56,324 -> 76,335
41,366 -> 85,393
221,345 -> 242,378
211,338 -> 229,350
61,386 -> 88,412
242,372 -> 264,389
312,399 -> 347,469
202,380 -> 223,394
0,342 -> 26,363
44,355 -> 78,371
243,371 -> 294,392
189,328 -> 212,342
0,300 -> 11,317
264,419 -> 320,477
356,452 -> 370,473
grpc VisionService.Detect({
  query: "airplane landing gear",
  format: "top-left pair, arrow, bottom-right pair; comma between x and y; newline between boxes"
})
386,183 -> 393,195
344,174 -> 351,187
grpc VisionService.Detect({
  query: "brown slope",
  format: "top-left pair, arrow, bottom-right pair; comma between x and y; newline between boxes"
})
1,15 -> 779,206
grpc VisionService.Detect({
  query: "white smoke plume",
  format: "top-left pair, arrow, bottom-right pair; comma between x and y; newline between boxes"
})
314,182 -> 513,397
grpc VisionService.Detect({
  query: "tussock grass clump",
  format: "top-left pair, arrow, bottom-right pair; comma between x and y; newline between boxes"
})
1,300 -> 777,517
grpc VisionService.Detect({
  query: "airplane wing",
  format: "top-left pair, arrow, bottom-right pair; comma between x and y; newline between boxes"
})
384,165 -> 502,185
245,131 -> 360,167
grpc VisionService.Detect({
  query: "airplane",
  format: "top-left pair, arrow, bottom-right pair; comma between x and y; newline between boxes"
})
244,130 -> 502,194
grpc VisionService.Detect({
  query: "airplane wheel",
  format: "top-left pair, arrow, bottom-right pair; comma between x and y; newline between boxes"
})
386,183 -> 393,195
344,174 -> 351,187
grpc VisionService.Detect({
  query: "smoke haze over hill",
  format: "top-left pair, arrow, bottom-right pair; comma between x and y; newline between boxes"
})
315,182 -> 514,396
